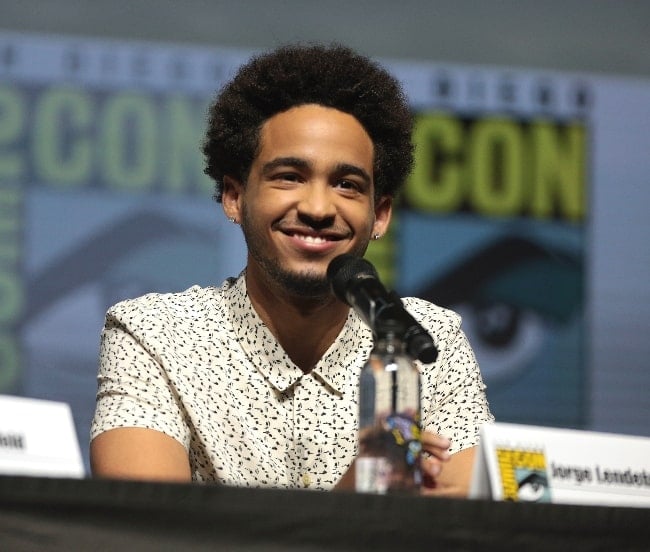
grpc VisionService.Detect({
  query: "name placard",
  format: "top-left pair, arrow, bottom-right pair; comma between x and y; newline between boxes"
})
469,423 -> 650,507
0,395 -> 84,478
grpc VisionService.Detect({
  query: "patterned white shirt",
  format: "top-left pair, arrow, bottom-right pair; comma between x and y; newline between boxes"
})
90,273 -> 493,490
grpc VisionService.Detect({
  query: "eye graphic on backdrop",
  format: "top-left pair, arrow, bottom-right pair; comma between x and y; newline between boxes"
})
453,301 -> 546,382
23,211 -> 220,322
416,236 -> 583,385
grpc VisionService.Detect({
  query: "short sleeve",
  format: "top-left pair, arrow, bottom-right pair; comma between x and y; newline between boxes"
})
421,322 -> 494,454
89,309 -> 191,450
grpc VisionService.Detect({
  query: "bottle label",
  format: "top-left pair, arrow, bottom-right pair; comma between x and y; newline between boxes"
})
357,413 -> 422,493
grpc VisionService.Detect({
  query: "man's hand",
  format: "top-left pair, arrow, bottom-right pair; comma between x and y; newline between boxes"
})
420,431 -> 477,497
336,431 -> 477,497
420,431 -> 451,486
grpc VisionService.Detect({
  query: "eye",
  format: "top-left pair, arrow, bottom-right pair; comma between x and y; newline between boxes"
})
276,172 -> 302,182
411,235 -> 581,387
335,179 -> 361,192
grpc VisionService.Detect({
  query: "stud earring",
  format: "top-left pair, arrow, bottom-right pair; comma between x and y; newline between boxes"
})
228,217 -> 236,224
372,233 -> 380,240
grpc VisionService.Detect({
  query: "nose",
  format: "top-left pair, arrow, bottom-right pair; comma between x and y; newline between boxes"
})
297,183 -> 336,225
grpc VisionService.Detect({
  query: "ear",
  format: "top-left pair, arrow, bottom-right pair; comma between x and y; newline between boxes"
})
222,175 -> 244,223
372,195 -> 393,238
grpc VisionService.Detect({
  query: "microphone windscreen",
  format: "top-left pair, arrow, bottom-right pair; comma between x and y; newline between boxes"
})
327,254 -> 378,303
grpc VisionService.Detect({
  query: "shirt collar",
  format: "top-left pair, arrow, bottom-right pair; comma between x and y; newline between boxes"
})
312,309 -> 373,394
226,272 -> 373,394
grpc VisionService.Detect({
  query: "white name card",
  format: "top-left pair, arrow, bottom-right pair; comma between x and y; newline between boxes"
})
0,395 -> 84,478
470,422 -> 650,507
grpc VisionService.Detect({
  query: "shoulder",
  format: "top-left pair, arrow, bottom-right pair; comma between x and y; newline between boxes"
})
401,296 -> 462,343
105,278 -> 236,330
101,279 -> 240,361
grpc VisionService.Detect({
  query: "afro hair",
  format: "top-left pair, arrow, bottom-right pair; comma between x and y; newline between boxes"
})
202,43 -> 414,202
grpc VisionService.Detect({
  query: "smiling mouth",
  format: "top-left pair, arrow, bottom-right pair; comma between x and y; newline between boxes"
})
278,221 -> 349,245
292,233 -> 331,244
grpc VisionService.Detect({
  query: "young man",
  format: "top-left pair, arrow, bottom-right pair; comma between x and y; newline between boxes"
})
90,44 -> 493,496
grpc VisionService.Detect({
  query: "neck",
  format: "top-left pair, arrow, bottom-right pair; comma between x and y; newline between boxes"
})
244,266 -> 350,373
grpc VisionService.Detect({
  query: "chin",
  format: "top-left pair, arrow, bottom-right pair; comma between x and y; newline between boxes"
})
275,265 -> 330,297
282,276 -> 330,297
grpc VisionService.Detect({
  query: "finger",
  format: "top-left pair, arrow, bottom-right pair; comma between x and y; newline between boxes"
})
421,456 -> 442,489
421,445 -> 451,463
420,431 -> 451,450
422,456 -> 443,477
422,436 -> 451,462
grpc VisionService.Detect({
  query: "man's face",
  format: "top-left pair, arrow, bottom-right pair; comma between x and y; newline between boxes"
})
222,104 -> 391,297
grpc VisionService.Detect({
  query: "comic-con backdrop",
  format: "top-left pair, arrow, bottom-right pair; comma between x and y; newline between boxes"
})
1,32 -> 649,470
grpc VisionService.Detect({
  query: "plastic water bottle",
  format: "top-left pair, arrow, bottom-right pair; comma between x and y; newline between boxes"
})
356,325 -> 422,494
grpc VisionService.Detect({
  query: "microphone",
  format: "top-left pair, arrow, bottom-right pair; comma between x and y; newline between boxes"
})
327,254 -> 438,364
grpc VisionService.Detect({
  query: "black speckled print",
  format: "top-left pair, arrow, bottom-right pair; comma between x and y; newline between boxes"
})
91,272 -> 493,489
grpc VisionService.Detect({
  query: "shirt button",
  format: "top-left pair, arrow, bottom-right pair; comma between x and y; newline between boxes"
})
301,473 -> 312,488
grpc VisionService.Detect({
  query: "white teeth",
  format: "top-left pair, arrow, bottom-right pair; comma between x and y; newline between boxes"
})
296,234 -> 327,244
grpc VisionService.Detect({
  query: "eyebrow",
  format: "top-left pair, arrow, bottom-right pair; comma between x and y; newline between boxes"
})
261,157 -> 310,175
334,163 -> 372,186
261,157 -> 372,185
